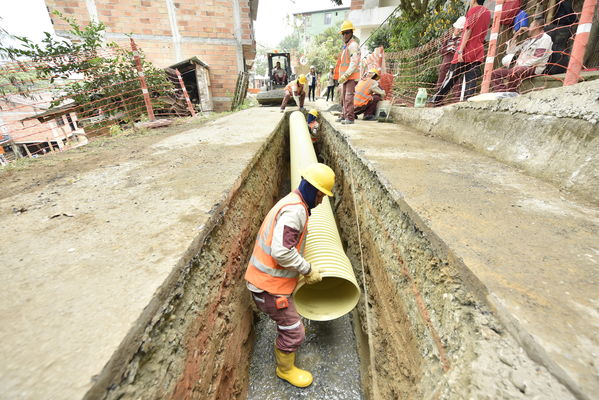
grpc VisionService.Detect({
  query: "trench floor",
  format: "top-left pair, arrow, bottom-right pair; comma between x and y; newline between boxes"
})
318,108 -> 599,398
248,313 -> 363,400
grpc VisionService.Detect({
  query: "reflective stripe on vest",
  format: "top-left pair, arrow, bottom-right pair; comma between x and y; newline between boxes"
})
244,191 -> 308,295
354,79 -> 375,107
337,38 -> 360,80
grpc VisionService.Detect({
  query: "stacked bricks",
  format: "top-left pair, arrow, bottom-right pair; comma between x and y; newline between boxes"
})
45,0 -> 257,111
350,0 -> 365,10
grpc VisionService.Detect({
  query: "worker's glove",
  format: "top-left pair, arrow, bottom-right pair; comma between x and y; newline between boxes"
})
304,265 -> 322,285
381,90 -> 386,97
338,75 -> 347,84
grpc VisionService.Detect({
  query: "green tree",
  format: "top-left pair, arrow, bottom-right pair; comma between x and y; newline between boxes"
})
278,30 -> 301,52
253,46 -> 268,76
305,25 -> 342,75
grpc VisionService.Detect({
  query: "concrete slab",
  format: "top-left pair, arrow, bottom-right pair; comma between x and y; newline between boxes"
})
320,112 -> 599,399
0,108 -> 283,399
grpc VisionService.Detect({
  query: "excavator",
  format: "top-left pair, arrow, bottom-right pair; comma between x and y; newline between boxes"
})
256,52 -> 296,106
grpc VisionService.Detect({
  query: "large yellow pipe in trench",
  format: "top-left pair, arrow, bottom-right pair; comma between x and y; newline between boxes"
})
289,111 -> 361,321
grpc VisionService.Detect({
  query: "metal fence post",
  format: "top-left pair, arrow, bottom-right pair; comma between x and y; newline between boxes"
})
130,38 -> 156,121
564,0 -> 598,86
481,0 -> 504,93
175,69 -> 196,116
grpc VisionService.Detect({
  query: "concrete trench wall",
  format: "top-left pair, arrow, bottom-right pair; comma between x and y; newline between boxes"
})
389,82 -> 599,205
89,117 -> 289,400
318,120 -> 576,399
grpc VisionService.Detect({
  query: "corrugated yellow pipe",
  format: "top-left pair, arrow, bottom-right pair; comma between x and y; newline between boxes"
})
289,111 -> 361,321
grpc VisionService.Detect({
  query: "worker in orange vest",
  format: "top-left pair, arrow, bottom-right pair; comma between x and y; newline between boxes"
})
245,163 -> 335,388
353,68 -> 386,121
280,74 -> 307,113
334,20 -> 360,125
307,109 -> 319,143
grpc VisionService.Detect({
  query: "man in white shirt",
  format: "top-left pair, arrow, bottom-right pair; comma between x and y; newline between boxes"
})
272,61 -> 287,85
491,18 -> 553,92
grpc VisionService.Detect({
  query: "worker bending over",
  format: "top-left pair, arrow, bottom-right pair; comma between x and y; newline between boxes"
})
281,74 -> 307,113
245,163 -> 335,388
354,68 -> 386,121
307,109 -> 320,143
334,20 -> 360,125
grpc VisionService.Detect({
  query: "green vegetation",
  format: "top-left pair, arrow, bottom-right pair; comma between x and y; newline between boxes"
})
368,0 -> 464,52
306,25 -> 343,74
0,11 -> 174,130
364,0 -> 465,99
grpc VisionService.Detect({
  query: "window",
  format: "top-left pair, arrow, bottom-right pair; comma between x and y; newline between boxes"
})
324,12 -> 332,25
55,116 -> 65,126
66,113 -> 77,131
303,15 -> 311,27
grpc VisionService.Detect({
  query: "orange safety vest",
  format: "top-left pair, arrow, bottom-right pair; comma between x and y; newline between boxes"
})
354,78 -> 375,107
285,81 -> 304,95
334,38 -> 360,81
245,191 -> 309,295
308,120 -> 319,143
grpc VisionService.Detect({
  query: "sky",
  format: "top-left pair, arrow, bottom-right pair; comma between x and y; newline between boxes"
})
0,0 -> 56,47
254,0 -> 350,48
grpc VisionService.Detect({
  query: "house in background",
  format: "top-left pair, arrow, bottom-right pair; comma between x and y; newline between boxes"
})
0,94 -> 85,158
44,0 -> 259,112
348,0 -> 400,42
293,5 -> 351,40
167,57 -> 213,112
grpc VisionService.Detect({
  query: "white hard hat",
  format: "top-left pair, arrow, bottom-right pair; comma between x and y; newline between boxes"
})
310,65 -> 315,69
453,16 -> 466,29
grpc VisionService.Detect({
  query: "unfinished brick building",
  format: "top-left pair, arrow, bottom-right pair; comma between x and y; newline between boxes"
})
44,0 -> 258,111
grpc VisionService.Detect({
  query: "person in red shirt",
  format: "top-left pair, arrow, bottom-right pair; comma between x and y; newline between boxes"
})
431,0 -> 490,105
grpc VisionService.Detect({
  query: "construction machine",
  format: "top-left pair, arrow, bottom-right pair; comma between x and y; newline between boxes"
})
256,52 -> 296,106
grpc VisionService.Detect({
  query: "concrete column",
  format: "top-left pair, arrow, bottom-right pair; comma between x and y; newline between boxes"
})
84,0 -> 99,22
165,0 -> 182,61
231,0 -> 245,72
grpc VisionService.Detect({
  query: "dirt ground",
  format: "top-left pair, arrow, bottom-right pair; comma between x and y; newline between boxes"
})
0,116 -> 214,201
0,108 -> 286,400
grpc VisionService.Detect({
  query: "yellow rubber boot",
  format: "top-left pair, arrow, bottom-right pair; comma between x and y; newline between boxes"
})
274,348 -> 313,388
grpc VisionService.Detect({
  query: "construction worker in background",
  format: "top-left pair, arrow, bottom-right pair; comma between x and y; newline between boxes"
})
307,109 -> 320,143
281,74 -> 307,113
306,66 -> 318,102
272,61 -> 288,85
334,20 -> 360,125
245,162 -> 335,388
0,145 -> 7,166
353,68 -> 386,121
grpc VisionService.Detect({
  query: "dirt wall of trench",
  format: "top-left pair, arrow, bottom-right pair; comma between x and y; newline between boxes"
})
86,117 -> 289,400
318,120 -> 576,400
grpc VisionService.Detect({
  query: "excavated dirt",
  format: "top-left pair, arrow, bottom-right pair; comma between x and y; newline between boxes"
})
318,120 -> 577,400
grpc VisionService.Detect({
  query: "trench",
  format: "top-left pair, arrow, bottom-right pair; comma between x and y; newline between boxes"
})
96,111 -> 568,400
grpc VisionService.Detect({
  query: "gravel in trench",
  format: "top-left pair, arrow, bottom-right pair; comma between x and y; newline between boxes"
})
247,311 -> 364,400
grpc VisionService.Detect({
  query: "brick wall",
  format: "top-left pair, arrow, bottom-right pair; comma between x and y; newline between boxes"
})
350,0 -> 364,10
44,0 -> 257,111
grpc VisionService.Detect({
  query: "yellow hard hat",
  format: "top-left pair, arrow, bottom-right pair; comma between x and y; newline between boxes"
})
303,163 -> 335,196
339,20 -> 355,33
298,74 -> 307,84
308,109 -> 319,117
369,68 -> 381,78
